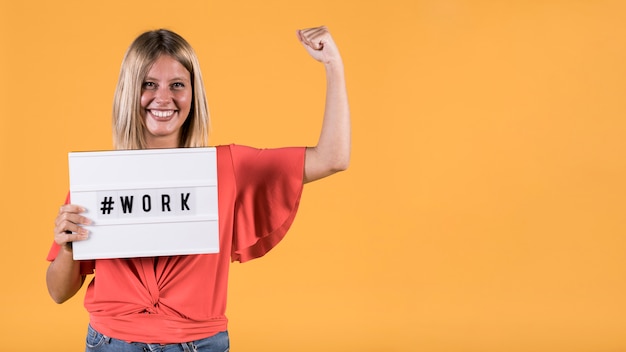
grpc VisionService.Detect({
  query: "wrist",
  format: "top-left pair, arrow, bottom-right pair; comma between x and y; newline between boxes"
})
60,242 -> 74,255
324,59 -> 344,74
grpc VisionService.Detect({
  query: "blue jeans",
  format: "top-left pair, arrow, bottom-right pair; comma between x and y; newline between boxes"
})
85,325 -> 229,352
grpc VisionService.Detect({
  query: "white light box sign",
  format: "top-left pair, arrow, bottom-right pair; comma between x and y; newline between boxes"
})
68,148 -> 219,260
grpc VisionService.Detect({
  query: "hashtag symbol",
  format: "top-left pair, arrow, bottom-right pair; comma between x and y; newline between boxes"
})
100,196 -> 115,215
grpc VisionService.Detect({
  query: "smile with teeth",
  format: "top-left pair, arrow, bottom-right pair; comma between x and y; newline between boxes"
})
150,110 -> 176,118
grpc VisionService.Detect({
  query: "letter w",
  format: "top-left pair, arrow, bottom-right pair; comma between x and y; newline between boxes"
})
120,195 -> 134,214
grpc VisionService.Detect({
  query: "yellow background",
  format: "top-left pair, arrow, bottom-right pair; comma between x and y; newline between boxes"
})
1,0 -> 626,351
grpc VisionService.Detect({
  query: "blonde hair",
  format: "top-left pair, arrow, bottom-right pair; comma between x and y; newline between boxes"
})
112,29 -> 210,149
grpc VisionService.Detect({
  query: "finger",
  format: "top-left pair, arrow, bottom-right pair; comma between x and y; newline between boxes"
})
55,230 -> 88,246
55,204 -> 92,227
299,25 -> 328,38
301,32 -> 326,50
55,212 -> 92,228
55,220 -> 89,237
58,204 -> 86,215
54,228 -> 88,247
298,26 -> 329,50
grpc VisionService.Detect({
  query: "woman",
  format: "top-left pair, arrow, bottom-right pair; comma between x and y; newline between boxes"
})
46,26 -> 350,351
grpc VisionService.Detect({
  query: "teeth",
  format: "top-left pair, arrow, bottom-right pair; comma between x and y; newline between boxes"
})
151,110 -> 175,118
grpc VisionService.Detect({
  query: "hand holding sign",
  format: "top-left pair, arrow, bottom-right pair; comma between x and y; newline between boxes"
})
54,204 -> 91,250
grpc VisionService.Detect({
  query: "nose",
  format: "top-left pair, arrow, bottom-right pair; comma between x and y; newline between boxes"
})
154,86 -> 172,104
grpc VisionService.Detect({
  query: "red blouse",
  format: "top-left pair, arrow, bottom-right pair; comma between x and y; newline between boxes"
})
47,144 -> 305,343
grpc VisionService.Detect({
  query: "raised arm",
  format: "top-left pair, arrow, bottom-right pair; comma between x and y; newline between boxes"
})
297,26 -> 351,184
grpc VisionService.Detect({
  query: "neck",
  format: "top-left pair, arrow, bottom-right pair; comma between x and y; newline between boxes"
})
145,136 -> 180,149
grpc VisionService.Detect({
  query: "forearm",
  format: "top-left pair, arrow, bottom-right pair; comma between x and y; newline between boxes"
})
304,61 -> 351,183
46,246 -> 85,303
320,61 -> 351,168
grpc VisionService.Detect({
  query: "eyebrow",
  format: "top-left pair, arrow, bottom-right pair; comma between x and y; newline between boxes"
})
144,76 -> 191,82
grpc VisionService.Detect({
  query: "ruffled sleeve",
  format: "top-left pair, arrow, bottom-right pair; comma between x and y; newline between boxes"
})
225,144 -> 305,263
46,192 -> 95,275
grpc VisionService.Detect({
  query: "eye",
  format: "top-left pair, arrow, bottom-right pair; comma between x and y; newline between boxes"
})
171,82 -> 185,89
143,81 -> 156,89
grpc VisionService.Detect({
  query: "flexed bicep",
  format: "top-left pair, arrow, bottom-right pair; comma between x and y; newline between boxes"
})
297,26 -> 351,183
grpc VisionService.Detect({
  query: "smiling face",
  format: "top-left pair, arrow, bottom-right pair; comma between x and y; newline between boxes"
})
140,54 -> 192,148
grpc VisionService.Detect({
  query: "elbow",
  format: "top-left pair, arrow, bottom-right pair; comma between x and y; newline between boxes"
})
47,282 -> 77,304
48,285 -> 81,304
46,267 -> 83,304
332,157 -> 350,173
46,275 -> 85,303
328,151 -> 350,173
52,297 -> 67,305
48,290 -> 71,304
305,146 -> 350,183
